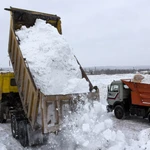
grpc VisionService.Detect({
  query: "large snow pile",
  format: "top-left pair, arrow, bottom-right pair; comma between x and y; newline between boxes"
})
15,19 -> 89,95
45,98 -> 150,150
60,101 -> 128,150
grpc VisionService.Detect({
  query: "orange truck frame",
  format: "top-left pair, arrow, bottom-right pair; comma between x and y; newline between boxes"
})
2,7 -> 99,147
106,79 -> 150,122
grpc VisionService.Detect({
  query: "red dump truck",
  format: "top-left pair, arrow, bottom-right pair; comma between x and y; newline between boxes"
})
106,79 -> 150,121
3,7 -> 99,147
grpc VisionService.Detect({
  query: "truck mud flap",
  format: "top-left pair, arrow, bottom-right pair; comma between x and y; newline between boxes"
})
27,124 -> 44,146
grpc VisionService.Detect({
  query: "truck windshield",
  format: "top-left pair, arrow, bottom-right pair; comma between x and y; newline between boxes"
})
110,85 -> 119,92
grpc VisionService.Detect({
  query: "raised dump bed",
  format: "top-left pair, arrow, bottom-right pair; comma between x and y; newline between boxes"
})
5,7 -> 99,146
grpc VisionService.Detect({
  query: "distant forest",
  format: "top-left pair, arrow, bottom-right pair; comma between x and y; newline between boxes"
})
84,67 -> 150,75
1,67 -> 150,75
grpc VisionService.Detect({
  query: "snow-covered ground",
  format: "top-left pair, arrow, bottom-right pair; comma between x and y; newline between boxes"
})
2,17 -> 150,150
1,73 -> 150,150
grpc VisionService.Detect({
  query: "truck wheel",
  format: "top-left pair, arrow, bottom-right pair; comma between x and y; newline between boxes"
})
11,115 -> 19,139
0,102 -> 6,123
18,120 -> 29,147
114,105 -> 125,119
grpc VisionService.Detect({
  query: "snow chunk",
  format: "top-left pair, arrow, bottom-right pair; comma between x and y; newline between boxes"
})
104,119 -> 113,129
93,122 -> 105,134
62,78 -> 90,94
137,128 -> 150,149
0,143 -> 7,150
116,130 -> 126,142
103,129 -> 116,141
82,123 -> 90,132
0,126 -> 4,131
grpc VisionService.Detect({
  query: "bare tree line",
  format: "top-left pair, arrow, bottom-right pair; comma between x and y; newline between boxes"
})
84,68 -> 150,75
1,67 -> 150,75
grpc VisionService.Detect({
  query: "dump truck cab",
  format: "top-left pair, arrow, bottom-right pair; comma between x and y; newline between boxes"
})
107,80 -> 131,109
0,72 -> 18,95
107,80 -> 123,107
0,71 -> 20,123
106,80 -> 132,119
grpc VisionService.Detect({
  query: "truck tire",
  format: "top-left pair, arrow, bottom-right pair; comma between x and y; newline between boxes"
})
11,115 -> 19,139
0,102 -> 6,123
18,120 -> 29,147
114,105 -> 125,119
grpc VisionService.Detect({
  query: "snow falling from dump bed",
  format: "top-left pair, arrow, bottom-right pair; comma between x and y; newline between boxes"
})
62,102 -> 128,150
15,19 -> 89,95
53,73 -> 150,150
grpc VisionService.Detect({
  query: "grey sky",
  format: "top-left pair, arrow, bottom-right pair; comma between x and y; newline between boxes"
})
1,0 -> 150,67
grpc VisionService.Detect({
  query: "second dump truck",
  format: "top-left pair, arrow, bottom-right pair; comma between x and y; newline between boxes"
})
107,79 -> 150,122
2,7 -> 99,147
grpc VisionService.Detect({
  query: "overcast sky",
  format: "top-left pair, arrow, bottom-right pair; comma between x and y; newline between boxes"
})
1,0 -> 150,67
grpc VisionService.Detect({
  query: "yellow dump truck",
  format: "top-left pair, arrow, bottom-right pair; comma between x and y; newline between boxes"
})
3,7 -> 99,147
0,71 -> 19,122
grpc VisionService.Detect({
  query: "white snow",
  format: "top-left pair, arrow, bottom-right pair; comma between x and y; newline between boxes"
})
0,73 -> 150,149
142,74 -> 150,84
15,19 -> 89,95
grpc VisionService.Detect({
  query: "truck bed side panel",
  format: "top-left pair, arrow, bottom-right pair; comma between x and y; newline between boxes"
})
8,16 -> 39,127
122,80 -> 150,106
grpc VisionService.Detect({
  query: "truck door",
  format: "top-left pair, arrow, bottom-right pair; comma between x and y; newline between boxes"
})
107,84 -> 120,105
